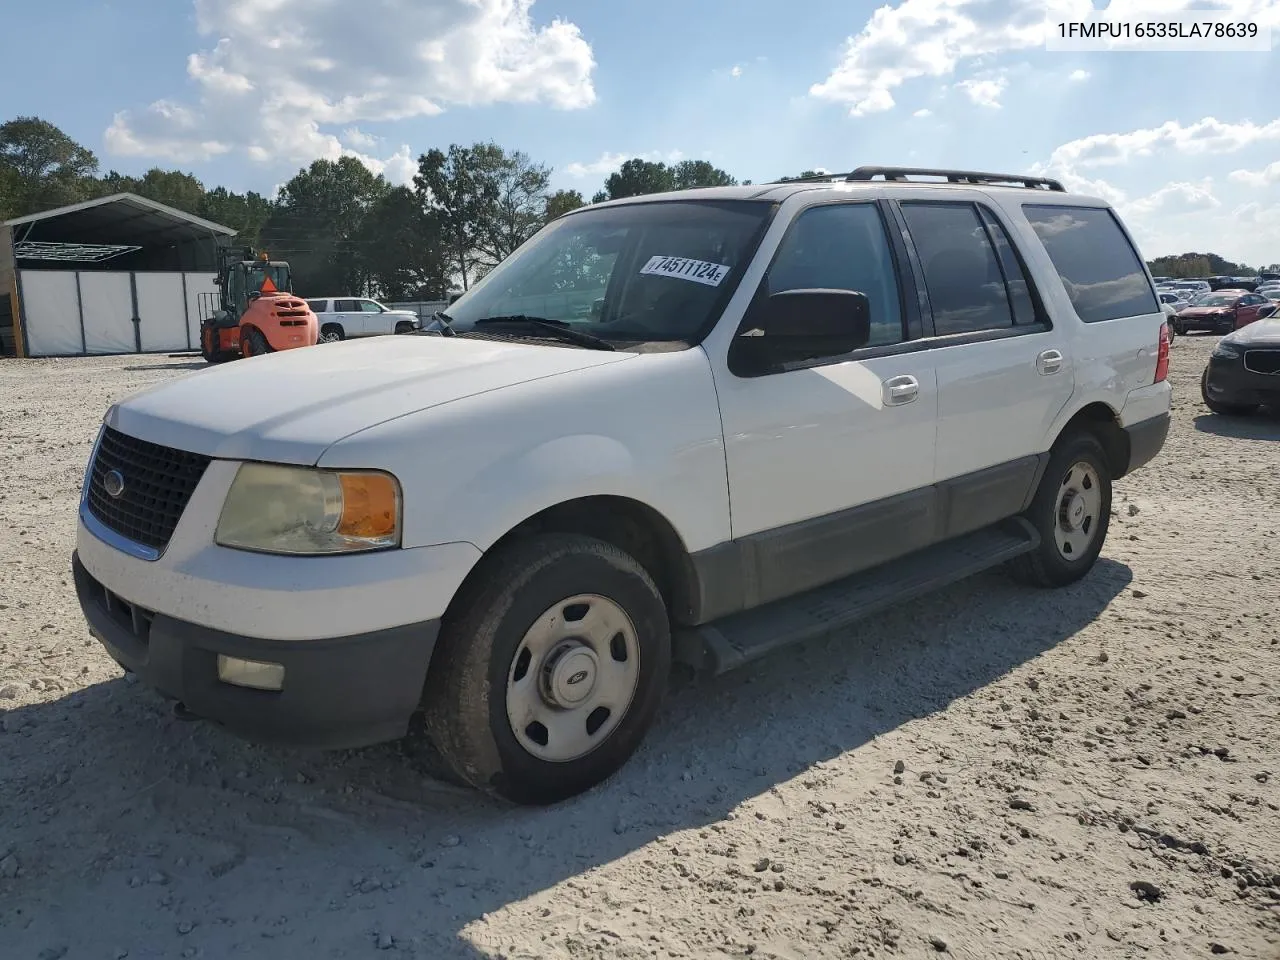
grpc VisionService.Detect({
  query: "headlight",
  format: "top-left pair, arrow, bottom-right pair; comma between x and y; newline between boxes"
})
215,463 -> 401,555
1212,341 -> 1242,359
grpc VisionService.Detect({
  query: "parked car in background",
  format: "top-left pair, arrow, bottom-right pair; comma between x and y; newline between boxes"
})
1201,316 -> 1280,416
1158,291 -> 1191,313
1173,290 -> 1276,335
305,297 -> 422,342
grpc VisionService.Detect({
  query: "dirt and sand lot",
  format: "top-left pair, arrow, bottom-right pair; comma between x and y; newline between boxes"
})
0,337 -> 1277,960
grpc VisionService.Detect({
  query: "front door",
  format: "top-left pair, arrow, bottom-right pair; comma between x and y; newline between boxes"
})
708,200 -> 939,605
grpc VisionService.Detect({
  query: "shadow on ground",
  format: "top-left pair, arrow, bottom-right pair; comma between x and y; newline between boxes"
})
0,559 -> 1131,959
122,362 -> 208,372
1193,410 -> 1280,440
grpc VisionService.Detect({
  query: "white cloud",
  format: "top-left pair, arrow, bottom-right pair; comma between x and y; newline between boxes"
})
731,64 -> 744,78
562,149 -> 685,179
1046,117 -> 1280,168
1068,68 -> 1090,81
105,0 -> 596,174
1125,180 -> 1221,217
913,108 -> 932,117
809,0 -> 1280,116
1228,161 -> 1280,187
957,75 -> 1007,108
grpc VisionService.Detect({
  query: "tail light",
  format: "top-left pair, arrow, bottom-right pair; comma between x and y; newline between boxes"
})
1154,321 -> 1170,383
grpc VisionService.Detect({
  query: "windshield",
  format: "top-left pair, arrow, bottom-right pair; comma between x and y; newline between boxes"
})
246,263 -> 290,293
1199,294 -> 1236,307
443,199 -> 774,343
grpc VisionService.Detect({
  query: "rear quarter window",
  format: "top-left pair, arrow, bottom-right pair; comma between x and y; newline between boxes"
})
1022,205 -> 1159,323
306,300 -> 328,313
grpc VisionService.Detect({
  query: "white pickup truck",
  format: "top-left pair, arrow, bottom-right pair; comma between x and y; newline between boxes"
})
73,166 -> 1171,805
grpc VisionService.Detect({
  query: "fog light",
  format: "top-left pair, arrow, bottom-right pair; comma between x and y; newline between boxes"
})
217,655 -> 285,691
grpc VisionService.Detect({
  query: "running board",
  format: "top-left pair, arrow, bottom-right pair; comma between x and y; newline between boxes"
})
677,518 -> 1039,676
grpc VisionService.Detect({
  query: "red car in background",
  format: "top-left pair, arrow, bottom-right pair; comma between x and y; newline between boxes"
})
1172,289 -> 1277,335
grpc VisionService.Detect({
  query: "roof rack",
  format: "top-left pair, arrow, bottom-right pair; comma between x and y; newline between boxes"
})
770,166 -> 1066,192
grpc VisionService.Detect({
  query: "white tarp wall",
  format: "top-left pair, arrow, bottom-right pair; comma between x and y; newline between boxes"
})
18,271 -> 81,356
135,273 -> 188,352
184,272 -> 219,348
18,269 -> 220,357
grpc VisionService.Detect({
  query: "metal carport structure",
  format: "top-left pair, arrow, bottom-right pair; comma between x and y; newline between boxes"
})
0,193 -> 236,357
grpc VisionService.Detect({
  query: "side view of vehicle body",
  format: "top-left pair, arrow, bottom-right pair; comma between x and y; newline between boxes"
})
306,297 -> 422,342
1201,317 -> 1280,416
200,252 -> 319,363
74,167 -> 1172,805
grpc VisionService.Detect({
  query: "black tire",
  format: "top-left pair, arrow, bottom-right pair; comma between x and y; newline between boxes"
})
319,323 -> 345,343
1007,431 -> 1112,589
241,327 -> 273,357
423,533 -> 671,805
200,328 -> 235,364
1170,319 -> 1184,336
394,321 -> 416,335
1201,367 -> 1258,416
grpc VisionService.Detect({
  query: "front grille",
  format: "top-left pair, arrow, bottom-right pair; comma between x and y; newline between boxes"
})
1244,349 -> 1280,375
86,427 -> 212,552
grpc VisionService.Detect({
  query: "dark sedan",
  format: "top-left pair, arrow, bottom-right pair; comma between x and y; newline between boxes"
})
1201,316 -> 1280,416
1174,291 -> 1276,335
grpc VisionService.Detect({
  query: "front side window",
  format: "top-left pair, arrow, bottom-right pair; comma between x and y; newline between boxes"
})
359,300 -> 385,313
445,199 -> 774,343
1023,204 -> 1159,323
763,202 -> 904,347
901,201 -> 1015,336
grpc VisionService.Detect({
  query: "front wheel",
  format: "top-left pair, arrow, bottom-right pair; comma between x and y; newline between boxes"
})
1201,367 -> 1259,416
1008,431 -> 1113,588
423,533 -> 671,805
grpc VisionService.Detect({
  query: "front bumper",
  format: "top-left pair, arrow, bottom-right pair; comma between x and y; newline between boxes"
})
1176,313 -> 1233,332
74,551 -> 438,749
1205,352 -> 1280,407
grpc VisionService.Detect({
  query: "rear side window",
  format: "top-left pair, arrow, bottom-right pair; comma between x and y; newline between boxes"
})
900,201 -> 1014,336
306,300 -> 327,313
1023,205 -> 1159,323
334,299 -> 360,312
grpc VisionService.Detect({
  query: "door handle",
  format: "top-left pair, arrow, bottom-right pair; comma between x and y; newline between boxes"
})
1036,349 -> 1064,375
883,374 -> 919,406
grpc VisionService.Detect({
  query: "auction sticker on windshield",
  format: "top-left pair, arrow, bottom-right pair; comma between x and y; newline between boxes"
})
640,255 -> 731,287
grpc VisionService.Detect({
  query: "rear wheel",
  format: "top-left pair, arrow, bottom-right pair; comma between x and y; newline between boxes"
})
423,533 -> 670,805
1201,367 -> 1258,416
1008,431 -> 1112,588
200,327 -> 235,364
240,327 -> 273,358
319,323 -> 345,343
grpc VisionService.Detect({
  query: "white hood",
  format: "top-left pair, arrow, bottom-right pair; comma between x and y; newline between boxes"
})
107,335 -> 633,464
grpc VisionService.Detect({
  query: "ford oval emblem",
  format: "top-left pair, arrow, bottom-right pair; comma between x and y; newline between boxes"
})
103,469 -> 126,499
566,669 -> 589,686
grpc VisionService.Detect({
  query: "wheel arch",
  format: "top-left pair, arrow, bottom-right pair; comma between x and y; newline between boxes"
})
1053,401 -> 1130,479
442,494 -> 703,630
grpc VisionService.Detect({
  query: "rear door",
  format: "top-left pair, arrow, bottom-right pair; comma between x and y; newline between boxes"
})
333,298 -> 363,335
894,198 -> 1075,528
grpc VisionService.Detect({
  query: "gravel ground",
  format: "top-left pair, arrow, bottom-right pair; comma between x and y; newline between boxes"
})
0,337 -> 1277,960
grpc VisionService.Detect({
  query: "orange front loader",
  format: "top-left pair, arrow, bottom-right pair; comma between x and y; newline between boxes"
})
200,252 -> 319,363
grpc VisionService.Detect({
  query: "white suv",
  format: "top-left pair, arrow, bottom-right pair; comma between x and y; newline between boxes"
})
305,297 -> 421,341
73,167 -> 1172,805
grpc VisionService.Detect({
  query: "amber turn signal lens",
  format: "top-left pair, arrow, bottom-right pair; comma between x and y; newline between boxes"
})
338,473 -> 400,540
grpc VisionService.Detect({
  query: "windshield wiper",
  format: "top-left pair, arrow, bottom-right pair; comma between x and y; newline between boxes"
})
472,315 -> 616,351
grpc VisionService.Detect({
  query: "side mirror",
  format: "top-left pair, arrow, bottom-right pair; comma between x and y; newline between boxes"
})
732,289 -> 871,372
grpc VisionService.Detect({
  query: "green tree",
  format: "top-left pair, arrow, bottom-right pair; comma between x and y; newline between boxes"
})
414,142 -> 508,290
0,116 -> 99,215
260,156 -> 390,296
597,158 -> 677,202
476,149 -> 552,267
777,169 -> 827,182
672,159 -> 737,189
545,189 -> 585,222
198,187 -> 273,246
355,186 -> 449,301
96,167 -> 206,214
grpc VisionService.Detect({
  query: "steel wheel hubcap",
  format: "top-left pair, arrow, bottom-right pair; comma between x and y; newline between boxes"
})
505,593 -> 640,763
1054,461 -> 1102,559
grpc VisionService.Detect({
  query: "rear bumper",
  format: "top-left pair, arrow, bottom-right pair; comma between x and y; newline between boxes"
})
74,551 -> 438,749
1121,412 -> 1170,477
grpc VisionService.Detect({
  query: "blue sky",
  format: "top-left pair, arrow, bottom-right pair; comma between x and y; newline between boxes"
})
3,0 -> 1280,265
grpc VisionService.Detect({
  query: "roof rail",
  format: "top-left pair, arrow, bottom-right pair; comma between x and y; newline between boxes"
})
846,166 -> 1066,191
